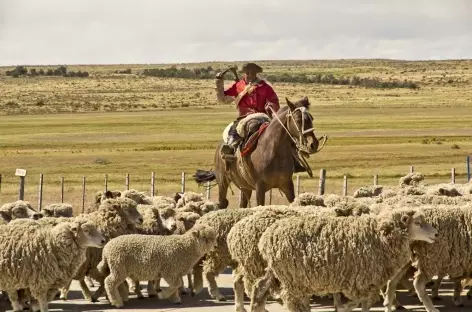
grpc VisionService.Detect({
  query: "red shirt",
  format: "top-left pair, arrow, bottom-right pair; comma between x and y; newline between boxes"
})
224,79 -> 280,117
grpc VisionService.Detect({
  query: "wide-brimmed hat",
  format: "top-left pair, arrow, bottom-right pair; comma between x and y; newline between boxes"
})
241,62 -> 263,74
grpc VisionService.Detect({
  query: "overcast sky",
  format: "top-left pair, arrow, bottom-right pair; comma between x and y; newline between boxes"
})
0,0 -> 471,65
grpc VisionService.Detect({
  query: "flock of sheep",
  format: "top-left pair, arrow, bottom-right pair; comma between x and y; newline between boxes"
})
0,172 -> 471,312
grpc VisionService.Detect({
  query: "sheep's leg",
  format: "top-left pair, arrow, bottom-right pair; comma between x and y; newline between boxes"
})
91,282 -> 106,303
186,273 -> 195,296
451,278 -> 464,307
233,269 -> 247,312
147,281 -> 158,298
383,263 -> 410,312
336,300 -> 360,312
413,270 -> 439,312
59,281 -> 71,300
158,276 -> 183,303
206,271 -> 226,301
431,274 -> 444,300
78,278 -> 94,301
131,279 -> 144,299
6,289 -> 23,312
250,268 -> 276,312
104,274 -> 125,308
29,290 -> 49,312
193,264 -> 204,294
280,290 -> 311,312
179,276 -> 188,295
86,276 -> 96,288
118,282 -> 130,302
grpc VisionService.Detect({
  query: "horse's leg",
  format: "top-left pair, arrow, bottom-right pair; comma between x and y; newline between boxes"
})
217,179 -> 229,209
240,189 -> 252,208
279,179 -> 296,203
255,183 -> 266,206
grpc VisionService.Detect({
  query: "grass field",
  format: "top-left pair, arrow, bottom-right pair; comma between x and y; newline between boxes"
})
1,59 -> 472,214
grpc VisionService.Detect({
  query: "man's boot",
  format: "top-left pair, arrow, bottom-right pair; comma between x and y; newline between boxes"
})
221,133 -> 242,156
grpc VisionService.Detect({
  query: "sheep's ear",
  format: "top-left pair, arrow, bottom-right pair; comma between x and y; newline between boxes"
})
70,221 -> 81,234
286,97 -> 296,111
115,191 -> 121,197
401,215 -> 411,226
0,211 -> 11,222
104,190 -> 114,199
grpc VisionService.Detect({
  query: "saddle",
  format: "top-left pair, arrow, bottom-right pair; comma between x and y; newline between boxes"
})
222,113 -> 270,157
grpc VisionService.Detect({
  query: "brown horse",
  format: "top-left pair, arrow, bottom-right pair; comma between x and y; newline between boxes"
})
193,96 -> 327,208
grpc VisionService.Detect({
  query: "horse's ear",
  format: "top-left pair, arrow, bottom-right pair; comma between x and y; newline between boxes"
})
302,96 -> 310,109
285,97 -> 296,111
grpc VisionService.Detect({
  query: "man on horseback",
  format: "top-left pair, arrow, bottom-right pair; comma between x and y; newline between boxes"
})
215,62 -> 279,154
215,62 -> 307,173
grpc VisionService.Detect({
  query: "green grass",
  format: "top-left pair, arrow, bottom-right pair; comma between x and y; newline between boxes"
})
0,59 -> 471,214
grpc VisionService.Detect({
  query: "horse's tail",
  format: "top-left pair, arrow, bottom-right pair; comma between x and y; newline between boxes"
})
193,169 -> 217,185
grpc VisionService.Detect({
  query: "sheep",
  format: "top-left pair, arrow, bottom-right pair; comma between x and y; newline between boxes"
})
291,192 -> 325,207
192,207 -> 261,301
58,197 -> 143,302
399,172 -> 425,187
97,223 -> 217,308
0,217 -> 106,312
152,195 -> 177,208
0,200 -> 42,222
175,191 -> 205,208
136,205 -> 177,235
254,208 -> 438,312
353,185 -> 384,198
86,190 -> 122,213
176,200 -> 219,216
40,203 -> 74,218
383,204 -> 472,312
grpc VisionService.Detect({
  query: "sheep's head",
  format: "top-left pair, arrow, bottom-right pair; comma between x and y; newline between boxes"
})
0,201 -> 42,222
189,224 -> 217,252
159,207 -> 177,232
119,198 -> 143,225
70,220 -> 107,248
378,209 -> 438,243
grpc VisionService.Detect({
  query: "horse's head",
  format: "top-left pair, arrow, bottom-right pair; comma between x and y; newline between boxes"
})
283,96 -> 327,154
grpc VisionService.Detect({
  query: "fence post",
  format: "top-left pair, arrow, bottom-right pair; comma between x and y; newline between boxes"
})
296,175 -> 300,196
151,172 -> 155,197
125,173 -> 130,190
15,169 -> 27,200
451,168 -> 456,184
374,174 -> 378,186
268,189 -> 272,205
410,166 -> 414,173
38,173 -> 43,211
343,175 -> 348,196
104,174 -> 108,192
0,173 -> 2,193
238,190 -> 243,207
82,176 -> 86,213
60,177 -> 64,203
206,181 -> 211,200
467,156 -> 471,182
318,169 -> 326,195
181,172 -> 186,193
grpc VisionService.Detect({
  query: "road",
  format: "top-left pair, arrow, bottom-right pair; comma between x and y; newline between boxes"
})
0,272 -> 467,312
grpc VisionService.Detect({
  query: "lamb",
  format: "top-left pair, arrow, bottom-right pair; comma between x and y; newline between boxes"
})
227,205 -> 360,312
192,207 -> 261,301
39,203 -> 74,218
254,208 -> 438,312
383,204 -> 472,312
135,205 -> 177,235
0,200 -> 42,222
97,224 -> 217,308
58,197 -> 143,302
0,217 -> 106,312
175,191 -> 205,208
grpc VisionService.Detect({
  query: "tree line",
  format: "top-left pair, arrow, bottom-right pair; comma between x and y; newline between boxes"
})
6,66 -> 89,78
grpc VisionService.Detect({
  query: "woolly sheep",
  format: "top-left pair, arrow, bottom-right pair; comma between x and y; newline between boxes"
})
290,192 -> 325,207
176,200 -> 219,216
86,190 -> 122,213
0,217 -> 106,312
59,197 -> 143,302
383,204 -> 472,312
0,200 -> 42,222
399,172 -> 425,187
254,208 -> 438,312
193,207 -> 261,301
97,224 -> 217,308
175,191 -> 205,208
40,203 -> 74,218
136,205 -> 176,235
353,185 -> 384,198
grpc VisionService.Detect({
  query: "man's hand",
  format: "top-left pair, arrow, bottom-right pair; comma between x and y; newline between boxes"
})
215,71 -> 224,79
265,102 -> 275,117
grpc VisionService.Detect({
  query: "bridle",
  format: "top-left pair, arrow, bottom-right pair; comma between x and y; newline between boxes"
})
267,105 -> 327,155
267,105 -> 328,178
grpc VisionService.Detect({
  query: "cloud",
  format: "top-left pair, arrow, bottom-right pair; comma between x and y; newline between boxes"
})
0,0 -> 471,65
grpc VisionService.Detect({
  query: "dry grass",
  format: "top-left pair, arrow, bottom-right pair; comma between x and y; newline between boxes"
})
0,59 -> 471,214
